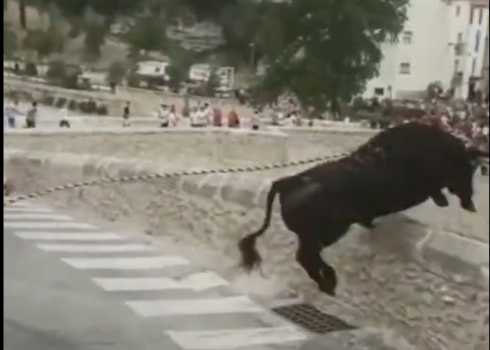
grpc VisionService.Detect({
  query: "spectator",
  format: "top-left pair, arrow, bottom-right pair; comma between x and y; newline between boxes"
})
25,101 -> 37,129
227,108 -> 240,128
157,104 -> 170,128
213,107 -> 223,127
59,108 -> 70,128
122,101 -> 131,128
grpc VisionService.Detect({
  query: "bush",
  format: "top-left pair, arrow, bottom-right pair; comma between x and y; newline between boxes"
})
24,62 -> 38,76
86,100 -> 97,114
127,73 -> 140,88
46,60 -> 67,83
43,95 -> 55,106
60,73 -> 79,89
97,104 -> 108,116
55,97 -> 67,108
68,100 -> 78,111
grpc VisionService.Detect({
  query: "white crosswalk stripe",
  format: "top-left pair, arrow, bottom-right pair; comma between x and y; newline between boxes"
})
61,256 -> 190,270
36,243 -> 156,253
93,272 -> 229,292
14,232 -> 124,241
166,326 -> 308,350
4,204 -> 308,349
4,213 -> 73,221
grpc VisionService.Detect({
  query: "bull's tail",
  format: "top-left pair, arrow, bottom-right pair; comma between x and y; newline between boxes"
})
238,180 -> 280,272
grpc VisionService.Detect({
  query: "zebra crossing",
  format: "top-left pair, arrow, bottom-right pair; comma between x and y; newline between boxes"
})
4,201 -> 308,349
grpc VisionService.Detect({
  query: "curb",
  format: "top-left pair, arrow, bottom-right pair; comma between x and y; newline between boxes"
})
4,149 -> 489,292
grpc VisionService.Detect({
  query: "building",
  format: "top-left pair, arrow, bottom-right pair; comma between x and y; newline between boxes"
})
364,0 -> 489,99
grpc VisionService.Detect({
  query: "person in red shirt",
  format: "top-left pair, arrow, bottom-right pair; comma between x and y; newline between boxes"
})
227,109 -> 240,128
213,107 -> 223,127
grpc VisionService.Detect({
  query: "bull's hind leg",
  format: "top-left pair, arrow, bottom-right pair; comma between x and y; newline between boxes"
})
431,190 -> 449,207
296,237 -> 338,296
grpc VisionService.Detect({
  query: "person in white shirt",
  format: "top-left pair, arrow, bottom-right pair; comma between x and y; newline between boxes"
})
191,105 -> 207,127
157,104 -> 170,127
190,106 -> 200,127
168,105 -> 177,126
4,100 -> 18,129
59,108 -> 70,128
251,110 -> 260,130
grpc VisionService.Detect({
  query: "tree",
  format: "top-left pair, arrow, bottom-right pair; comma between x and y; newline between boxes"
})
46,59 -> 67,82
22,27 -> 64,60
19,0 -> 27,30
218,0 -> 262,66
251,0 -> 408,117
206,69 -> 221,96
125,13 -> 168,57
106,61 -> 127,85
83,7 -> 106,61
4,24 -> 19,56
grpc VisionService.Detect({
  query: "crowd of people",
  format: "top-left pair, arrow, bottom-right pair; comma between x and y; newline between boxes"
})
3,100 -> 39,129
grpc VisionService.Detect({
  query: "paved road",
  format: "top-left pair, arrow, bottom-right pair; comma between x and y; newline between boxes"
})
4,202 -> 308,350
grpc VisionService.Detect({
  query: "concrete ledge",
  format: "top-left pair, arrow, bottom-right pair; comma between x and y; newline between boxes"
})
4,128 -> 289,167
4,149 -> 488,291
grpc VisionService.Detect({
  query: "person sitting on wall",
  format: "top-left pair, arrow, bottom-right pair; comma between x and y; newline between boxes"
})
59,108 -> 70,128
157,104 -> 169,127
227,108 -> 240,128
25,101 -> 38,129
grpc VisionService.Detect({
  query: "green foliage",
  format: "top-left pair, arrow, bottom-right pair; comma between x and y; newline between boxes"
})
55,97 -> 67,108
125,13 -> 168,56
24,61 -> 38,76
4,24 -> 18,56
166,49 -> 195,92
46,60 -> 67,82
83,7 -> 106,61
251,0 -> 409,115
22,26 -> 64,59
206,69 -> 221,95
106,61 -> 127,84
126,73 -> 141,88
97,104 -> 108,115
67,99 -> 78,110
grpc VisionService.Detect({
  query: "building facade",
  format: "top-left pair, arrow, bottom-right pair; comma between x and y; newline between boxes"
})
364,0 -> 489,99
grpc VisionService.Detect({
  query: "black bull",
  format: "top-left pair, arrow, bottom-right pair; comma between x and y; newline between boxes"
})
238,123 -> 489,296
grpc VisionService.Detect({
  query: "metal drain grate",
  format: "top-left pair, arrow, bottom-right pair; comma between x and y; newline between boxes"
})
272,303 -> 357,334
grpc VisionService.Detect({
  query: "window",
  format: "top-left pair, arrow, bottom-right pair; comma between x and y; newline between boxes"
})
471,58 -> 477,75
470,7 -> 475,24
478,8 -> 484,25
475,30 -> 481,52
454,59 -> 460,72
402,31 -> 413,44
399,62 -> 411,74
374,88 -> 385,96
456,6 -> 460,17
457,32 -> 463,42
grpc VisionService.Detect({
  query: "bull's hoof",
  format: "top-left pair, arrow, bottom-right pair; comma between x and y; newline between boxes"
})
462,202 -> 477,213
319,284 -> 336,297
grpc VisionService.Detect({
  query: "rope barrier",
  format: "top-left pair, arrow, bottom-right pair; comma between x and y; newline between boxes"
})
4,151 -> 348,206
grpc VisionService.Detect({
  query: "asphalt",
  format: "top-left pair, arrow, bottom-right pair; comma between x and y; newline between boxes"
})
4,221 -> 183,350
3,202 -> 308,350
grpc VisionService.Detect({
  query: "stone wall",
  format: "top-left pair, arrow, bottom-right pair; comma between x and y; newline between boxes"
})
267,126 -> 377,158
4,150 -> 488,350
4,129 -> 289,168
